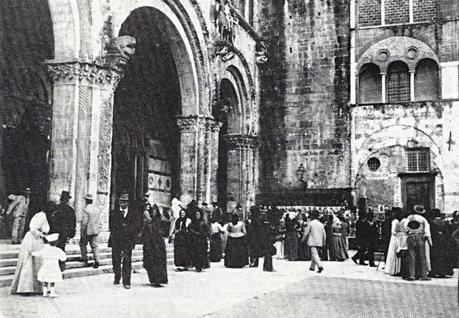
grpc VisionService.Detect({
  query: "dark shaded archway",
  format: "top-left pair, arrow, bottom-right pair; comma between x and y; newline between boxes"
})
112,7 -> 184,209
0,0 -> 54,226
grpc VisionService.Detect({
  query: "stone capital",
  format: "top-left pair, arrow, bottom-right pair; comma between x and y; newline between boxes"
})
46,61 -> 123,90
176,116 -> 222,133
224,134 -> 258,149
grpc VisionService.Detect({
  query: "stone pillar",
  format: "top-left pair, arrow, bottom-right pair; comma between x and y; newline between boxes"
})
381,73 -> 387,103
409,70 -> 415,101
205,118 -> 221,204
46,61 -> 123,238
224,134 -> 258,218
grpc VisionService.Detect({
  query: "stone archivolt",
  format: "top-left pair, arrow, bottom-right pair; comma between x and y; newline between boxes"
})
224,134 -> 258,149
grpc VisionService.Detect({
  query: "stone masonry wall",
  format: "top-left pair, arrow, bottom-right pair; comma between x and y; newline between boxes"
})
257,0 -> 351,195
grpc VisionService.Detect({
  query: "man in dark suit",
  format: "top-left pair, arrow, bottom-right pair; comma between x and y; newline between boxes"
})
109,193 -> 142,289
352,212 -> 368,265
50,190 -> 76,271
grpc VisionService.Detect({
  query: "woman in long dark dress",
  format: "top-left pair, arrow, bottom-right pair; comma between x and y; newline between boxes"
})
189,210 -> 209,272
247,206 -> 264,267
142,204 -> 168,287
224,214 -> 249,268
284,214 -> 299,261
172,209 -> 191,271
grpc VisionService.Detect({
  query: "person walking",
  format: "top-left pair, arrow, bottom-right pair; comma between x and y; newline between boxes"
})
302,210 -> 326,273
79,194 -> 101,269
49,191 -> 76,271
171,209 -> 192,271
142,204 -> 168,287
403,205 -> 432,281
109,193 -> 142,289
6,187 -> 31,244
352,213 -> 368,265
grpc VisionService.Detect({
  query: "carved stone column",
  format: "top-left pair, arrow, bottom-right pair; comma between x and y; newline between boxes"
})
46,61 -> 122,238
204,118 -> 221,204
224,134 -> 258,218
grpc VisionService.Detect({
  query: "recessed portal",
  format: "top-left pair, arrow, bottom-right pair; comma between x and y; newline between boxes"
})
112,8 -> 183,208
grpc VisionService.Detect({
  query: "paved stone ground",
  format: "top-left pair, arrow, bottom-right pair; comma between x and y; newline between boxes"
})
0,259 -> 457,318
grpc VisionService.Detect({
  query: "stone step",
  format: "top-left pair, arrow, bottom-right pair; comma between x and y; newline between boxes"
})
0,250 -> 174,268
0,259 -> 176,288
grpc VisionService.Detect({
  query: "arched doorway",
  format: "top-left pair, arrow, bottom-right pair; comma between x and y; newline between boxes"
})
0,0 -> 54,227
111,7 -> 192,209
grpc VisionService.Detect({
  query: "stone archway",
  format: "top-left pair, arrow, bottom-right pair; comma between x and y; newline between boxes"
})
214,64 -> 257,218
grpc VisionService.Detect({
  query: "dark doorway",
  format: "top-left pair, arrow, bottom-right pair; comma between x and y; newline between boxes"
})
399,172 -> 435,214
112,8 -> 182,209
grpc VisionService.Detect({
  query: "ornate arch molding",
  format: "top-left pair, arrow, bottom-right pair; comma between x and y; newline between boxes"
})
111,0 -> 211,116
357,37 -> 440,73
47,0 -> 80,59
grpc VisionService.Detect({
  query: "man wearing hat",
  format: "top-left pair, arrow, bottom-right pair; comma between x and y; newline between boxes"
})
109,193 -> 142,289
79,194 -> 101,269
6,187 -> 31,244
50,191 -> 76,271
402,205 -> 432,281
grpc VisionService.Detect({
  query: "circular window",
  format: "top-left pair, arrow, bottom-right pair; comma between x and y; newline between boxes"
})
367,157 -> 381,171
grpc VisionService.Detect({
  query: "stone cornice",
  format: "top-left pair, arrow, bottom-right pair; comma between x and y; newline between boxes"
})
176,115 -> 222,133
224,134 -> 258,149
45,61 -> 122,89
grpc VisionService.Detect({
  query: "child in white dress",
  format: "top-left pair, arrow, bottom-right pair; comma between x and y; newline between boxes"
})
32,233 -> 66,297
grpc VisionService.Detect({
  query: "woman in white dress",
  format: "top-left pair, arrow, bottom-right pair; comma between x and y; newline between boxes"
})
10,210 -> 50,294
384,209 -> 403,275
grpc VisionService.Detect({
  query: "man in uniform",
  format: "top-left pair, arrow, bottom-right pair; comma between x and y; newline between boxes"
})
109,193 -> 142,289
6,187 -> 31,244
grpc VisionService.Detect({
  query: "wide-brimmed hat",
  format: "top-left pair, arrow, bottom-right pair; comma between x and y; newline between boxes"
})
45,233 -> 59,243
119,193 -> 129,201
60,191 -> 71,200
83,194 -> 94,200
413,205 -> 425,214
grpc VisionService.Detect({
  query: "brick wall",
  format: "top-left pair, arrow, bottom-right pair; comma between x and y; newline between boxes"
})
357,0 -> 381,27
385,0 -> 409,24
413,0 -> 438,22
257,0 -> 351,196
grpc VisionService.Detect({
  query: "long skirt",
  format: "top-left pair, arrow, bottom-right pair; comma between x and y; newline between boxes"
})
210,233 -> 223,262
274,241 -> 284,259
10,231 -> 44,294
174,232 -> 191,268
297,237 -> 310,261
430,234 -> 453,276
330,234 -> 349,261
191,236 -> 208,270
284,232 -> 298,261
224,236 -> 249,268
384,234 -> 401,275
143,237 -> 168,285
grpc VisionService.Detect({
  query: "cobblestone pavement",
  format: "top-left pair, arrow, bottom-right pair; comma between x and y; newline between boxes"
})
0,259 -> 457,318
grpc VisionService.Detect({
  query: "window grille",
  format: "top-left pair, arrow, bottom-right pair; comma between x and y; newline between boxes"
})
387,62 -> 410,102
406,148 -> 430,172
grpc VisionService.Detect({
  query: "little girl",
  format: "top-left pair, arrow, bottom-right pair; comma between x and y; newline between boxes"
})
32,233 -> 67,297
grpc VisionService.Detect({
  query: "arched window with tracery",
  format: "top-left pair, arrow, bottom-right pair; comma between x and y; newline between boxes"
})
359,63 -> 382,103
415,59 -> 439,101
387,61 -> 410,102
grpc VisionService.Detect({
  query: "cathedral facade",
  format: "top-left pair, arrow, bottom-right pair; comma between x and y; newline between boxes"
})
0,0 -> 458,233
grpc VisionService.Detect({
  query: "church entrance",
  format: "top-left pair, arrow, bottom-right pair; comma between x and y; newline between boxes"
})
111,8 -> 183,209
0,0 -> 54,226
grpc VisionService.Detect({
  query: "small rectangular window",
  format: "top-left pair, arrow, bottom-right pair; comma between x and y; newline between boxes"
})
406,148 -> 430,172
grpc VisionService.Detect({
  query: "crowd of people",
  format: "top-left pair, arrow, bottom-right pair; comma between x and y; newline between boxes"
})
4,188 -> 459,299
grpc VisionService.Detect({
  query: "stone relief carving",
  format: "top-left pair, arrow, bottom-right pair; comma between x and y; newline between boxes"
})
255,41 -> 268,65
224,134 -> 258,149
97,98 -> 114,194
104,36 -> 137,70
177,116 -> 222,133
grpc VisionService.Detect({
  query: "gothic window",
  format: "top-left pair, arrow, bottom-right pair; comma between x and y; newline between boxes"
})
387,62 -> 410,102
415,59 -> 439,101
406,147 -> 430,172
359,63 -> 382,103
